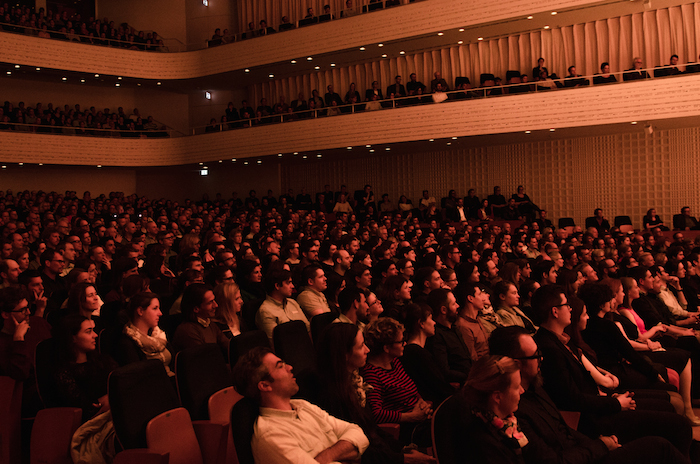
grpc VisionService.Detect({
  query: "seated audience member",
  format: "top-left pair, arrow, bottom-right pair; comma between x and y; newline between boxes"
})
430,72 -> 449,92
406,73 -> 426,96
532,57 -> 548,80
361,317 -> 433,445
256,269 -> 309,341
379,275 -> 412,321
655,54 -> 683,77
623,57 -> 651,81
493,281 -> 537,333
232,347 -> 369,463
451,355 -> 529,463
334,286 -> 369,328
278,15 -> 295,30
115,292 -> 174,375
426,288 -> 472,384
172,283 -> 229,357
401,303 -> 454,405
643,208 -> 668,231
593,62 -> 618,84
564,65 -> 589,87
673,206 -> 700,230
52,314 -> 117,422
531,285 -> 693,453
454,284 -> 490,360
212,280 -> 246,337
489,326 -> 691,464
315,322 -> 436,464
296,264 -> 331,319
0,287 -> 32,379
386,75 -> 407,98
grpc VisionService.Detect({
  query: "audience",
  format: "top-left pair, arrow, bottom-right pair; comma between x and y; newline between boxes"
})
4,183 -> 700,461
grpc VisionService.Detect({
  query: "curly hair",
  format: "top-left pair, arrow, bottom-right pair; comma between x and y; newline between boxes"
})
363,317 -> 404,356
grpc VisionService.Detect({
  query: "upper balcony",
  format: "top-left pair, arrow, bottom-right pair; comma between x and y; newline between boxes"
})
0,0 -> 634,80
2,71 -> 700,167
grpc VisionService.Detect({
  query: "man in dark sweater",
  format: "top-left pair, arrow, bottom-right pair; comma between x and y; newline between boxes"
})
425,289 -> 471,384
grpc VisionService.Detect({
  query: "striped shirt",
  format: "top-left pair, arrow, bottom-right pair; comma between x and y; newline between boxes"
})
360,358 -> 420,423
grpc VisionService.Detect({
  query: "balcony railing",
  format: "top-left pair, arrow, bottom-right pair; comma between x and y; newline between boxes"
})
191,64 -> 692,135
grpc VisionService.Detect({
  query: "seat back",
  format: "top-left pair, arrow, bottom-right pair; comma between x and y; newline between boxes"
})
109,360 -> 180,450
0,376 -> 22,464
208,386 -> 244,464
614,215 -> 632,227
146,408 -> 203,464
558,217 -> 575,229
229,330 -> 269,368
230,397 -> 259,464
241,298 -> 265,333
30,407 -> 82,464
310,312 -> 337,344
431,395 -> 461,464
35,338 -> 61,408
113,449 -> 169,464
175,344 -> 232,420
273,320 -> 318,400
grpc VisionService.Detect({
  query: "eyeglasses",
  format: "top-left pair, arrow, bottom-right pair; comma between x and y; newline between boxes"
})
516,350 -> 543,361
5,305 -> 29,313
555,303 -> 571,309
386,340 -> 407,346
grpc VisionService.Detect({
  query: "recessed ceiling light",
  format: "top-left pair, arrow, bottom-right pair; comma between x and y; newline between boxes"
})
137,83 -> 141,86
1,166 -> 6,169
35,67 -> 40,71
369,149 -> 375,153
365,144 -> 371,147
291,60 -> 297,64
268,73 -> 274,78
551,11 -> 557,15
117,76 -> 123,80
307,57 -> 313,61
399,51 -> 405,55
38,163 -> 43,166
14,65 -> 19,68
257,160 -> 262,164
437,32 -> 444,36
115,83 -> 120,87
544,25 -> 550,29
293,152 -> 298,155
61,77 -> 67,81
18,163 -> 23,166
80,79 -> 85,83
244,161 -> 249,165
378,43 -> 384,47
631,121 -> 637,125
452,136 -> 458,140
219,160 -> 223,163
244,69 -> 250,73
359,47 -> 365,51
385,147 -> 390,151
316,154 -> 322,158
447,142 -> 452,145
199,162 -> 204,165
459,28 -> 465,32
330,63 -> 336,67
232,158 -> 237,162
525,130 -> 531,134
477,37 -> 483,41
549,128 -> 555,131
314,66 -> 320,70
97,165 -> 102,168
457,40 -> 463,44
94,74 -> 99,77
429,139 -> 434,142
527,15 -> 533,19
5,71 -> 10,75
381,54 -> 387,58
302,155 -> 308,159
157,82 -> 162,85
347,146 -> 352,149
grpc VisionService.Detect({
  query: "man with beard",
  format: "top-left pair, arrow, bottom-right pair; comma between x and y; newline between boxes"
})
488,326 -> 690,464
333,286 -> 369,329
426,288 -> 472,384
598,258 -> 619,283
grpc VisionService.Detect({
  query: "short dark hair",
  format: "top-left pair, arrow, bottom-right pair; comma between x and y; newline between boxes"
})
0,286 -> 27,313
181,283 -> 213,321
232,346 -> 273,401
302,264 -> 323,287
426,288 -> 451,318
530,285 -> 565,325
338,286 -> 365,314
263,269 -> 292,295
488,326 -> 530,358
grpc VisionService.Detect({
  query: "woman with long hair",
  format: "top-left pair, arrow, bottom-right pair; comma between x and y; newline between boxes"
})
213,280 -> 246,337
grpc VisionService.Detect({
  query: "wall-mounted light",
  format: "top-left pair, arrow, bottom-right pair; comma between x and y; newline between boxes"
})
205,91 -> 212,100
200,168 -> 209,176
202,0 -> 209,6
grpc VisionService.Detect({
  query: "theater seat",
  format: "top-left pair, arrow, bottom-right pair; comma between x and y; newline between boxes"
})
614,215 -> 634,234
113,449 -> 169,464
273,320 -> 319,401
310,312 -> 337,343
30,407 -> 82,464
175,344 -> 232,421
229,330 -> 269,368
0,376 -> 22,464
230,397 -> 259,464
208,387 -> 244,464
431,395 -> 460,464
558,217 -> 576,236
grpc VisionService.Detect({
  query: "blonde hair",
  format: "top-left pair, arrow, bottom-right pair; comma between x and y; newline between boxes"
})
213,281 -> 241,329
462,355 -> 520,405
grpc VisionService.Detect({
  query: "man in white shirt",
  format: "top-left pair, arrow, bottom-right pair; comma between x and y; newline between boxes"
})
257,269 -> 310,342
233,347 -> 369,464
296,264 -> 330,319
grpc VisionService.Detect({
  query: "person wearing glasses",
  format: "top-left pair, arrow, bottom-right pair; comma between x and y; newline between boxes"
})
531,285 -> 693,454
361,317 -> 433,446
0,287 -> 32,379
489,326 -> 691,464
